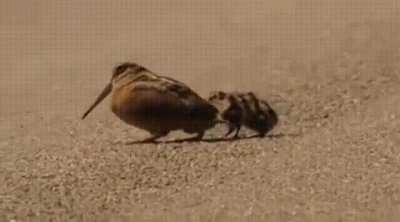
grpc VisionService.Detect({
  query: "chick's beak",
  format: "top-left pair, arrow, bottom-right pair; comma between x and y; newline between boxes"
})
81,83 -> 112,119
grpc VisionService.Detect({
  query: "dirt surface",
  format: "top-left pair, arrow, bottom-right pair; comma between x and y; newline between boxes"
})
1,0 -> 400,221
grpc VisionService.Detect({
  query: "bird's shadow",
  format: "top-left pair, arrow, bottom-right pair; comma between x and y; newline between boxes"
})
124,133 -> 299,145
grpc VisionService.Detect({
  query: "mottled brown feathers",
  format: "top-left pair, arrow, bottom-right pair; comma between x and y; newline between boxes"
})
112,62 -> 147,79
83,62 -> 278,142
208,91 -> 278,138
83,62 -> 219,142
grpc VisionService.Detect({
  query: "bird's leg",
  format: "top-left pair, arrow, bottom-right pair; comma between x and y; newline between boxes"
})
233,125 -> 241,139
224,124 -> 236,137
138,132 -> 168,144
258,127 -> 273,138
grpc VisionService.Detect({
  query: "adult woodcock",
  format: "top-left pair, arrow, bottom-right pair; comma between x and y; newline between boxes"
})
82,62 -> 220,143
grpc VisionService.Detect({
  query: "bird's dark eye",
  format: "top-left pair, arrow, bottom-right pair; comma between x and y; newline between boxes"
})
113,64 -> 129,78
112,62 -> 145,80
116,66 -> 127,74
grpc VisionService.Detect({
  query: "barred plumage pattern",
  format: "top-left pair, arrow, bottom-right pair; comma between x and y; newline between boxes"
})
208,91 -> 278,138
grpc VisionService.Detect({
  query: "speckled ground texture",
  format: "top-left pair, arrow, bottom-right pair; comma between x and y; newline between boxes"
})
1,0 -> 400,221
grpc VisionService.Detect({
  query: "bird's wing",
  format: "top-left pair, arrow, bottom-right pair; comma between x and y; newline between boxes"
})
132,77 -> 218,119
160,82 -> 218,119
132,73 -> 201,101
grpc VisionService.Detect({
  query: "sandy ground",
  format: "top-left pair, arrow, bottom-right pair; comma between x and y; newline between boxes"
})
1,0 -> 400,221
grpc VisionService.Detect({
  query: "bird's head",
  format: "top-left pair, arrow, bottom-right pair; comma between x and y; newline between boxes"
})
81,62 -> 147,119
111,62 -> 147,85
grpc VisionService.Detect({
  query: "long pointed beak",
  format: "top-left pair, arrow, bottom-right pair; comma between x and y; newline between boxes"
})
81,83 -> 112,119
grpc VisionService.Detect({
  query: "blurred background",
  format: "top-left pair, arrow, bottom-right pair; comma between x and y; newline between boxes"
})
1,0 -> 399,116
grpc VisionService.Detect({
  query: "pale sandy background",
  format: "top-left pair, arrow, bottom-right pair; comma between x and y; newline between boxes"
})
1,0 -> 400,221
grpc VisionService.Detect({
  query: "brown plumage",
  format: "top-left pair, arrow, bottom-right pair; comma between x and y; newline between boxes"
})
208,91 -> 278,138
82,62 -> 219,143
